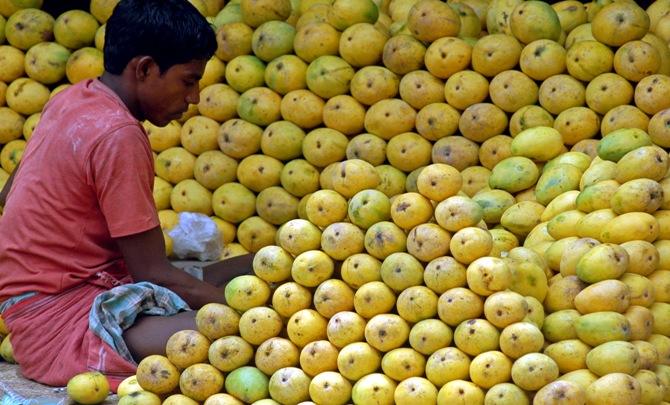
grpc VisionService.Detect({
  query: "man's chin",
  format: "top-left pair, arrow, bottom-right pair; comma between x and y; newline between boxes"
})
148,116 -> 176,127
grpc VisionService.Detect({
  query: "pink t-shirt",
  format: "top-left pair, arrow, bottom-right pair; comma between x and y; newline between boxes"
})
0,79 -> 159,301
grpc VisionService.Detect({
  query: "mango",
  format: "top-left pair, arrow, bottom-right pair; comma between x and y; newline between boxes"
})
631,341 -> 659,370
575,179 -> 619,212
489,156 -> 540,193
542,309 -> 580,343
546,210 -> 584,239
656,210 -> 670,240
649,270 -> 670,303
620,273 -> 655,308
600,212 -> 660,244
585,373 -> 641,405
651,303 -> 670,336
500,201 -> 545,238
597,127 -> 652,162
574,279 -> 631,314
615,145 -> 669,183
649,334 -> 670,366
557,369 -> 598,392
544,237 -> 578,273
576,208 -> 616,239
507,247 -> 550,276
621,240 -> 660,276
543,151 -> 592,174
511,126 -> 564,162
579,159 -> 617,190
634,369 -> 665,405
586,341 -> 640,376
534,163 -> 582,206
473,189 -> 516,225
575,243 -> 629,284
510,1 -> 562,44
523,222 -> 554,251
575,311 -> 631,346
610,178 -> 664,215
625,306 -> 654,341
560,237 -> 600,277
543,339 -> 591,374
544,275 -> 586,313
507,260 -> 548,302
540,190 -> 579,222
654,364 -> 670,401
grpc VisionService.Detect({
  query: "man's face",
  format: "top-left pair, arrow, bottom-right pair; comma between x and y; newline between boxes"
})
138,59 -> 206,127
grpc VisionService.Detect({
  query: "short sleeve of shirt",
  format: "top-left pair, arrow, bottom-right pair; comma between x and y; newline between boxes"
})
86,124 -> 159,238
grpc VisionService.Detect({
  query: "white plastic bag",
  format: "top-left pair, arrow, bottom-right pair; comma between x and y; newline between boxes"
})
168,212 -> 223,261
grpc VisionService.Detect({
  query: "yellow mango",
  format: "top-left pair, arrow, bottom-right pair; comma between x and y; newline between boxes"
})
615,145 -> 669,183
610,178 -> 664,215
544,339 -> 591,374
574,279 -> 631,314
600,212 -> 660,244
540,190 -> 580,222
544,275 -> 587,313
586,341 -> 640,376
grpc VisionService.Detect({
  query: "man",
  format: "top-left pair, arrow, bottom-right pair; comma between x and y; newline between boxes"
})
0,0 -> 252,391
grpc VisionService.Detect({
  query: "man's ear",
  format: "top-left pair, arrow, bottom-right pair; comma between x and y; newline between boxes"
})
134,56 -> 159,81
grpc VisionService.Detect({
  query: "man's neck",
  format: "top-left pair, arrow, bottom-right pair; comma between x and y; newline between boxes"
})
99,71 -> 142,121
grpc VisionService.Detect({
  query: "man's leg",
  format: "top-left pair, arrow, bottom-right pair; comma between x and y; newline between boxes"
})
122,311 -> 197,362
123,254 -> 255,362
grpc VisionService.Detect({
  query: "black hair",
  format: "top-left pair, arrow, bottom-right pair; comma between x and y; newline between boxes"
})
104,0 -> 217,74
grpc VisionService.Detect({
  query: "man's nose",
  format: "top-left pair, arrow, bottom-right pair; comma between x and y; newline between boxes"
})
186,86 -> 200,105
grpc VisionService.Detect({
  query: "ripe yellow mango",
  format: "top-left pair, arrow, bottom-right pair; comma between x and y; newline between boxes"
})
574,279 -> 631,314
586,341 -> 640,376
615,145 -> 669,183
610,178 -> 664,215
600,212 -> 660,244
511,126 -> 564,162
544,275 -> 586,313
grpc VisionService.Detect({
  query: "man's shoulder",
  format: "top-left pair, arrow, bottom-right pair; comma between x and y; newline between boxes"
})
48,79 -> 137,126
40,79 -> 143,143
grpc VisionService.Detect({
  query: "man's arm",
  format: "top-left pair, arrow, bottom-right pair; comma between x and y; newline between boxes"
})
0,163 -> 18,211
116,225 -> 249,309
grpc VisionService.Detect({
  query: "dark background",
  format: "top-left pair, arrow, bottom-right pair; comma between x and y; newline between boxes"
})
42,0 -> 89,16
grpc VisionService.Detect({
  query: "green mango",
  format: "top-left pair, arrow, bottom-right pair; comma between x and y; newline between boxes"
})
473,189 -> 516,225
507,260 -> 548,302
575,311 -> 631,346
542,309 -> 580,343
597,127 -> 652,162
534,163 -> 582,206
575,179 -> 619,213
489,156 -> 540,193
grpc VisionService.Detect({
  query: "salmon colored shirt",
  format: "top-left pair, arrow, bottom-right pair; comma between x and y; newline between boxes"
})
0,79 -> 159,302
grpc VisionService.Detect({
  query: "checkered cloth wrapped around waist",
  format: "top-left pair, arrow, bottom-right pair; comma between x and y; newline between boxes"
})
89,281 -> 190,363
